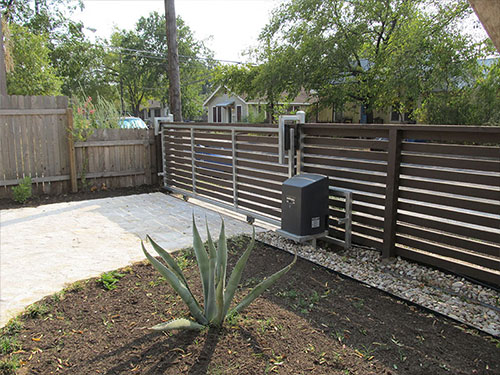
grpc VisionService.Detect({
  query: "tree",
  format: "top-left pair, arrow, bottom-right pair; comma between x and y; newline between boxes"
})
258,0 -> 486,123
109,12 -> 213,119
165,0 -> 182,121
216,43 -> 301,123
6,23 -> 61,95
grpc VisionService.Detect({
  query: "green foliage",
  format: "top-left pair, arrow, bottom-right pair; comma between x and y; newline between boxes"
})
416,59 -> 500,125
0,355 -> 19,375
5,23 -> 61,95
0,336 -> 21,355
11,176 -> 32,204
97,271 -> 125,291
70,95 -> 120,141
108,12 -> 214,119
142,217 -> 297,330
257,0 -> 487,122
25,302 -> 49,319
1,319 -> 22,336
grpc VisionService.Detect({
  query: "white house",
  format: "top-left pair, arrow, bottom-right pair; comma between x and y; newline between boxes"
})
203,86 -> 314,123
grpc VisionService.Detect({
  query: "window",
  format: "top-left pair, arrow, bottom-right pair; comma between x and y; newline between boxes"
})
390,109 -> 400,122
154,108 -> 161,117
212,107 -> 217,123
236,106 -> 242,122
217,107 -> 222,123
227,107 -> 232,123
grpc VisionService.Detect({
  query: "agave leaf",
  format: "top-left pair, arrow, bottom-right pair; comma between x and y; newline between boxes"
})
146,235 -> 188,287
152,318 -> 205,331
230,251 -> 297,315
146,235 -> 202,313
216,219 -> 228,292
222,228 -> 255,318
192,215 -> 210,308
214,263 -> 225,326
142,242 -> 208,325
205,221 -> 217,322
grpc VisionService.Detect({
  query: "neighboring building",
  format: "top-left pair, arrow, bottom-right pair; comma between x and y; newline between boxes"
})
203,86 -> 314,123
139,100 -> 169,125
315,104 -> 416,124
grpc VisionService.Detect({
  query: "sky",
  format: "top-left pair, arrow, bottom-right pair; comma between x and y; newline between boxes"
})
77,0 -> 285,63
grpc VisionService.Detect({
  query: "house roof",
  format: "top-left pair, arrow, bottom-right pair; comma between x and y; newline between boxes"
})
203,86 -> 247,107
204,86 -> 316,107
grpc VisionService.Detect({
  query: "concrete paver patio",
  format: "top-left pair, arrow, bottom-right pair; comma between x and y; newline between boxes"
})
0,192 -> 261,327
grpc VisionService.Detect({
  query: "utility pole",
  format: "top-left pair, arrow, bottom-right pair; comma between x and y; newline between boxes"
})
0,15 -> 7,96
164,0 -> 182,121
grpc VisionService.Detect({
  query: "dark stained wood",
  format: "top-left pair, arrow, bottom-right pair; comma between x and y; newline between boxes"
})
236,151 -> 279,163
236,159 -> 288,174
304,136 -> 389,150
402,142 -> 500,159
303,146 -> 387,161
399,178 -> 500,201
397,224 -> 500,258
328,228 -> 382,250
383,128 -> 402,258
398,213 -> 500,244
398,201 -> 499,229
400,165 -> 500,187
236,166 -> 288,183
401,154 -> 500,173
237,191 -> 281,209
396,235 -> 499,271
398,189 -> 500,216
303,165 -> 387,184
236,135 -> 279,144
237,143 -> 278,153
237,199 -> 281,218
237,183 -> 281,201
304,155 -> 387,172
396,247 -> 499,286
237,175 -> 282,192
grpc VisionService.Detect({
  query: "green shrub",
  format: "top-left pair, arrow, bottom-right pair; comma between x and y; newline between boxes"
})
97,271 -> 125,291
142,216 -> 296,331
11,176 -> 32,204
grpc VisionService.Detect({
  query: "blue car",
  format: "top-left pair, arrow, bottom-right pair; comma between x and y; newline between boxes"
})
118,117 -> 148,129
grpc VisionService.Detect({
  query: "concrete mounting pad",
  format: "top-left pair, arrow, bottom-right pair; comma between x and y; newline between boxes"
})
0,192 -> 262,327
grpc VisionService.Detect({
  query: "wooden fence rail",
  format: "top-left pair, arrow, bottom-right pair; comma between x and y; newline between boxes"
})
0,95 -> 158,198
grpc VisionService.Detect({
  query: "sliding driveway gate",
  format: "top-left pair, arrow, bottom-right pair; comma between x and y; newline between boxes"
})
160,120 -> 500,286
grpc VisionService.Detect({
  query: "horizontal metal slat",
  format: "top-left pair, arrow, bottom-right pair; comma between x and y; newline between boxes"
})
401,154 -> 500,173
400,166 -> 500,187
303,155 -> 387,173
400,178 -> 500,201
303,146 -> 387,161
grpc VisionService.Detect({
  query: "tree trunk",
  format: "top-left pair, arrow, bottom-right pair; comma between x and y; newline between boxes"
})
164,0 -> 183,122
0,15 -> 7,96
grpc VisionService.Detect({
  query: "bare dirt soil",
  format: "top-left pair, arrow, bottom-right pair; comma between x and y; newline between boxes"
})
1,236 -> 498,375
0,185 -> 161,210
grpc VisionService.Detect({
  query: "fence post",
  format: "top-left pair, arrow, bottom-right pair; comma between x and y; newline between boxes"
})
66,108 -> 78,193
383,128 -> 402,258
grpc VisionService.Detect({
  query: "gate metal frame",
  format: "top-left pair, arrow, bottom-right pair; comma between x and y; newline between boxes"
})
159,115 -> 352,249
159,122 -> 283,227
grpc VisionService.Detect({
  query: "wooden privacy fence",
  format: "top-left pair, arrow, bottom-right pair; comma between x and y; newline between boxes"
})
0,95 -> 158,198
161,122 -> 500,286
0,95 -> 71,196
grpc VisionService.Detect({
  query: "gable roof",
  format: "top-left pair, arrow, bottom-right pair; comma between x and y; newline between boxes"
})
203,85 -> 247,107
204,86 -> 316,107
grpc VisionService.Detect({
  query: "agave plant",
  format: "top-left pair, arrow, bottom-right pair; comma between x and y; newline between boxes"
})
141,216 -> 296,331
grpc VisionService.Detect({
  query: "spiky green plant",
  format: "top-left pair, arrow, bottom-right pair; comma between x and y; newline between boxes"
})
142,217 -> 296,331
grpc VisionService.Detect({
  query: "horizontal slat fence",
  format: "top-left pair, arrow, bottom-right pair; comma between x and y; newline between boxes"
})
0,95 -> 158,199
161,122 -> 499,285
162,123 -> 286,224
301,124 -> 500,286
0,95 -> 70,197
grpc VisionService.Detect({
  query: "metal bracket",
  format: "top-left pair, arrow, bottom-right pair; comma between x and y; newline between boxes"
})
328,187 -> 352,250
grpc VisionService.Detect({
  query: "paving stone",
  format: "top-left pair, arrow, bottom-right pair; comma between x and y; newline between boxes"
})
0,192 -> 261,327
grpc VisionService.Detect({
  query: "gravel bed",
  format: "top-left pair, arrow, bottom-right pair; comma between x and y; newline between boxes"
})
256,231 -> 500,337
